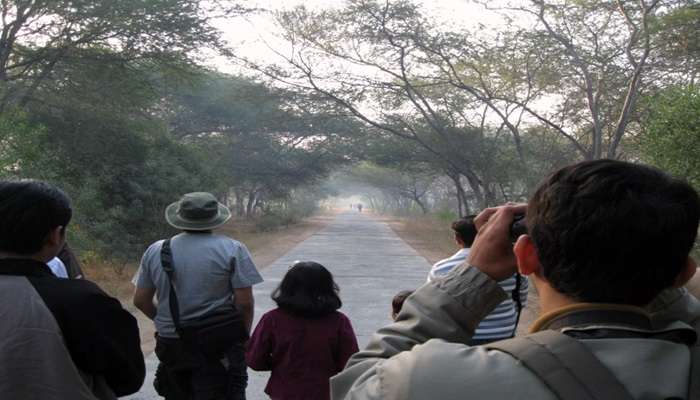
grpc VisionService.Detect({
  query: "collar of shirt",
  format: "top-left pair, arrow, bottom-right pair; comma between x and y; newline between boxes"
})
453,247 -> 470,258
529,302 -> 697,345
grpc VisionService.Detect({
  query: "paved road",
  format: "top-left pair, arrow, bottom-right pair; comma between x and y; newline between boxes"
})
124,211 -> 431,399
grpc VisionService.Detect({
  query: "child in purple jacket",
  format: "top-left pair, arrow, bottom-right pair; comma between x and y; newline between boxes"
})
246,261 -> 359,400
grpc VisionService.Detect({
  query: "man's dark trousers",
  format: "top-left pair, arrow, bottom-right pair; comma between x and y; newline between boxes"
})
155,338 -> 247,400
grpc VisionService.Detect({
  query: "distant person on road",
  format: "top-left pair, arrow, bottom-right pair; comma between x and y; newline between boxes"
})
391,290 -> 413,321
357,203 -> 363,212
133,192 -> 263,400
0,180 -> 144,400
332,160 -> 700,400
427,216 -> 528,344
247,261 -> 359,400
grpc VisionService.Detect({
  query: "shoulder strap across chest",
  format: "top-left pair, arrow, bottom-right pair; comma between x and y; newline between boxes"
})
486,330 -> 635,400
487,328 -> 698,400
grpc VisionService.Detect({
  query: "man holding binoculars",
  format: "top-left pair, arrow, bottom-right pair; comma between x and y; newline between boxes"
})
332,159 -> 700,400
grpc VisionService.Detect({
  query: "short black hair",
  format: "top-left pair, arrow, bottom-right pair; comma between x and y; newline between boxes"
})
272,261 -> 342,318
0,181 -> 72,255
528,160 -> 700,306
392,290 -> 413,316
452,216 -> 477,247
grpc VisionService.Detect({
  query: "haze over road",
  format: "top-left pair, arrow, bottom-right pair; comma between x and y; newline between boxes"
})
124,211 -> 431,399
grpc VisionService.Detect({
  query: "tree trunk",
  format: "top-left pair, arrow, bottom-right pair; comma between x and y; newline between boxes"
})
483,183 -> 497,207
413,196 -> 428,214
234,190 -> 245,217
456,184 -> 464,217
463,173 -> 486,210
245,190 -> 257,218
449,173 -> 471,216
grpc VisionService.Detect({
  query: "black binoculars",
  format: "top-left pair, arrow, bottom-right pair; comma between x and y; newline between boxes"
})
510,214 -> 527,242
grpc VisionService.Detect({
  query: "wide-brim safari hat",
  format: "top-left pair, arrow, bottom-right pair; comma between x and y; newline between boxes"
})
165,192 -> 231,231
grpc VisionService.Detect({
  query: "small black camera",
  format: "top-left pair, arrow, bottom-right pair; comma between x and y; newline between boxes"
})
510,214 -> 527,242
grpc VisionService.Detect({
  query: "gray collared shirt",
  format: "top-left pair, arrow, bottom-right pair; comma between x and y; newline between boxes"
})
134,232 -> 263,337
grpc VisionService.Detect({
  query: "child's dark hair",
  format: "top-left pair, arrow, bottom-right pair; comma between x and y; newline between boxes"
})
391,290 -> 413,317
272,261 -> 342,318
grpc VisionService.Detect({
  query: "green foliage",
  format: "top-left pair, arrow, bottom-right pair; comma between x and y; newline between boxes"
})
0,110 -> 51,179
0,0 -> 226,108
0,0 -> 229,258
650,3 -> 700,84
0,45 -> 345,262
253,186 -> 326,232
5,0 -> 696,265
639,86 -> 700,189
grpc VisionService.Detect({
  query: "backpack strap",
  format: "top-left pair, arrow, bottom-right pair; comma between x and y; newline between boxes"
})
486,330 -> 635,400
160,238 -> 242,340
510,273 -> 523,337
160,238 -> 184,337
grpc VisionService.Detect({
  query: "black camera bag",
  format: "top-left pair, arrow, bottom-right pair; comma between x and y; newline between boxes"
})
160,238 -> 249,360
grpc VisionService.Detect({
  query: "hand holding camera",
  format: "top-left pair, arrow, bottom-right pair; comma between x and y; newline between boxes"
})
468,204 -> 527,281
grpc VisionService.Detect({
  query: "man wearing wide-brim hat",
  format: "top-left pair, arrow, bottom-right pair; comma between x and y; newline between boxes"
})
133,192 -> 263,399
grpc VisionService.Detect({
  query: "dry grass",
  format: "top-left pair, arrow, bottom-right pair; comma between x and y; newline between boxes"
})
82,261 -> 139,303
378,214 -> 458,265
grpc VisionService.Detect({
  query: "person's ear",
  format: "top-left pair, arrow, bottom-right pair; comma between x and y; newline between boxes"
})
46,226 -> 64,247
514,235 -> 541,276
673,257 -> 697,288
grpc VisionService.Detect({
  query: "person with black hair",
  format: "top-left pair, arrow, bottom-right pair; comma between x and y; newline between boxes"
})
426,217 -> 478,282
427,217 -> 529,344
0,180 -> 145,400
246,261 -> 359,400
58,242 -> 84,279
332,160 -> 700,400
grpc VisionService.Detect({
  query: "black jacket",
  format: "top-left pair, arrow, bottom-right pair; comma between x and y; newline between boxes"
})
0,258 -> 145,397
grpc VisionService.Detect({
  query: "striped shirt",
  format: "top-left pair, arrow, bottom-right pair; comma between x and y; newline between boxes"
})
427,248 -> 529,340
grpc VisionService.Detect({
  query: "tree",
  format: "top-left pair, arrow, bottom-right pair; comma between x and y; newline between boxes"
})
199,131 -> 345,218
159,69 -> 355,217
240,0 -> 700,209
247,2 -> 477,182
472,0 -> 697,159
238,0 -> 584,207
649,2 -> 700,86
639,85 -> 700,189
349,162 -> 438,214
0,3 -> 356,263
0,52 -> 220,261
0,0 -> 235,109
